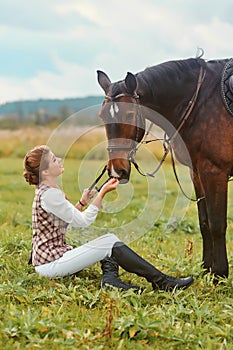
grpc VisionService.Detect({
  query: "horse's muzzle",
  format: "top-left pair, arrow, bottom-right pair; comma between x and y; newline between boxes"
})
107,164 -> 130,184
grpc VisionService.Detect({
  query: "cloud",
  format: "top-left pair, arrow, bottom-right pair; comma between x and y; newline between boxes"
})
193,17 -> 233,58
0,55 -> 101,103
0,0 -> 233,102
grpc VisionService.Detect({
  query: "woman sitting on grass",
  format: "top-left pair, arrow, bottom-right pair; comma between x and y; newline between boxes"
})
23,145 -> 194,292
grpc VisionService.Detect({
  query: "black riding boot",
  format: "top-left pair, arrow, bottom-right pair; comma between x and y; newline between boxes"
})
112,242 -> 194,291
101,256 -> 140,291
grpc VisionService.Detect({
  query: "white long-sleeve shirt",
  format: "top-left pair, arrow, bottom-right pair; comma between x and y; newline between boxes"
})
41,188 -> 99,228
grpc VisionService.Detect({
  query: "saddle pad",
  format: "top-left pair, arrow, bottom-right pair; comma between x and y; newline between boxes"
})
221,58 -> 233,117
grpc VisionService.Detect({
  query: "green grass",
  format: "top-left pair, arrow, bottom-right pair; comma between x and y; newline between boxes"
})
0,157 -> 233,349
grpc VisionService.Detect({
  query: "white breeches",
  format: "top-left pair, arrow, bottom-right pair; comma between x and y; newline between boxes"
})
35,233 -> 120,278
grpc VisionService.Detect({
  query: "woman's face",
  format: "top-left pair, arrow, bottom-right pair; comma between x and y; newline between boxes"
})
45,151 -> 64,177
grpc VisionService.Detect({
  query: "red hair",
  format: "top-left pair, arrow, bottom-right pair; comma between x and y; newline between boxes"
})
23,145 -> 50,185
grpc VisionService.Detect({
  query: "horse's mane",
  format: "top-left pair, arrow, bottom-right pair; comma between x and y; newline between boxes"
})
140,48 -> 206,82
109,58 -> 205,98
137,58 -> 206,93
109,52 -> 228,98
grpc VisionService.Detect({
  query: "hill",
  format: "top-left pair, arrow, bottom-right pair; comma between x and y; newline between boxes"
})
0,96 -> 103,116
0,96 -> 104,127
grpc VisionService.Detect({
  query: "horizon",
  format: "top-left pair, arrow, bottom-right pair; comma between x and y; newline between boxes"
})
0,94 -> 103,106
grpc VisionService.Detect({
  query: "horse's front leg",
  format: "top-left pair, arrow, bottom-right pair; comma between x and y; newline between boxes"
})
192,170 -> 213,272
199,167 -> 229,278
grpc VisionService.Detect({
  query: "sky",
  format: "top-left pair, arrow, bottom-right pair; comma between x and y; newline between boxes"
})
0,0 -> 233,103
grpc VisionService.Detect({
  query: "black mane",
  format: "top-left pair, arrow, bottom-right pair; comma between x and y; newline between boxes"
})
109,57 -> 207,99
108,56 -> 228,102
136,58 -> 206,98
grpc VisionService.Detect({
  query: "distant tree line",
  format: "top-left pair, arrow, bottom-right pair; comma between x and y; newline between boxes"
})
0,96 -> 103,128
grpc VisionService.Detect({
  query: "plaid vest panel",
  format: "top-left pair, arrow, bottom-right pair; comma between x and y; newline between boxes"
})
31,184 -> 73,266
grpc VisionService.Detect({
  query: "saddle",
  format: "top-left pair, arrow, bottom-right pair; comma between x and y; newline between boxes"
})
221,58 -> 233,116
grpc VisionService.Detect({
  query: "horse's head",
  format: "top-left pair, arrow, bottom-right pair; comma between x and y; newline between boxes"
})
97,70 -> 145,183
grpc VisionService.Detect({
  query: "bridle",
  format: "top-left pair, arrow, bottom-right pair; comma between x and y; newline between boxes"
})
87,93 -> 144,192
104,92 -> 144,162
90,65 -> 206,201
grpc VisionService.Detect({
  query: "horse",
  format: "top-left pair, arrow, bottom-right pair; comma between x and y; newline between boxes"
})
97,54 -> 233,279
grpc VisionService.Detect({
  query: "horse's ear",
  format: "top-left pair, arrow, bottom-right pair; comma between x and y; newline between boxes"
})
97,70 -> 111,94
125,72 -> 137,95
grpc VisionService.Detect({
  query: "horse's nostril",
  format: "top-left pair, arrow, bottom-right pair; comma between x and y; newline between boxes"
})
118,169 -> 127,176
118,169 -> 129,182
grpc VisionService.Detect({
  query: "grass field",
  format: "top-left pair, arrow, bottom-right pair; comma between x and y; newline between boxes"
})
0,128 -> 233,349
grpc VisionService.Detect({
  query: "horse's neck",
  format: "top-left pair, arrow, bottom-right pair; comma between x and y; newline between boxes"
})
137,62 -> 198,127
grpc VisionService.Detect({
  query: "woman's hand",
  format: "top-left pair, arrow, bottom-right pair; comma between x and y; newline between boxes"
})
99,177 -> 119,197
80,188 -> 97,206
77,178 -> 119,210
90,178 -> 119,209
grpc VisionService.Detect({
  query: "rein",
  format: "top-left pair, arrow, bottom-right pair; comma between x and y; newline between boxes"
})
88,165 -> 119,193
88,165 -> 108,191
135,66 -> 206,202
133,66 -> 206,202
136,66 -> 206,173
